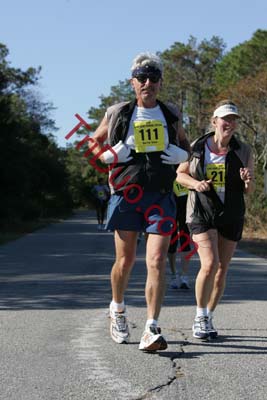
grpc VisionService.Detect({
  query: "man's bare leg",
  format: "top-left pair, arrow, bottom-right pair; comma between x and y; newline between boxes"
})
111,230 -> 138,306
145,233 -> 171,320
109,230 -> 138,344
138,233 -> 170,351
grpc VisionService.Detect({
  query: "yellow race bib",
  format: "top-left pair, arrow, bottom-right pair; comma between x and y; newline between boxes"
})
97,190 -> 105,198
206,163 -> 225,193
133,120 -> 165,153
173,181 -> 188,197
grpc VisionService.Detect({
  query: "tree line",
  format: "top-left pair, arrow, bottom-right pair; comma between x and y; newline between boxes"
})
1,30 -> 267,232
86,30 -> 267,232
0,43 -> 72,223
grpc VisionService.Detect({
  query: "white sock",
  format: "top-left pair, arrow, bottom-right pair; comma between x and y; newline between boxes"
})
207,309 -> 214,319
110,300 -> 125,312
145,319 -> 157,329
196,307 -> 208,318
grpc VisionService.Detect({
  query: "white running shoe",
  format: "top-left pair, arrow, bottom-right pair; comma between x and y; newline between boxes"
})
110,308 -> 130,344
139,325 -> 168,351
192,316 -> 210,339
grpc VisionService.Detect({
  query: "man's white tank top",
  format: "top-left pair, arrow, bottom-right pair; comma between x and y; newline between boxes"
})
125,105 -> 169,153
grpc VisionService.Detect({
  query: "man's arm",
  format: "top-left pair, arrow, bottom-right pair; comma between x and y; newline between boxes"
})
89,115 -> 109,162
89,114 -> 132,165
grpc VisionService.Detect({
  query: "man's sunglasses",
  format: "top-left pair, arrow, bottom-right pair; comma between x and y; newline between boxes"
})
134,73 -> 161,84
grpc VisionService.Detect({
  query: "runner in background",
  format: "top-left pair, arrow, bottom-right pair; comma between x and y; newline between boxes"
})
168,180 -> 191,290
92,177 -> 110,230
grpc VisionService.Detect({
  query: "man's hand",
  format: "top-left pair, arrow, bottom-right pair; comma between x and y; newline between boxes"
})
160,144 -> 189,165
102,140 -> 133,164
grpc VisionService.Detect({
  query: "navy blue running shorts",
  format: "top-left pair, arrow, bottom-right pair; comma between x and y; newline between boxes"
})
105,190 -> 176,235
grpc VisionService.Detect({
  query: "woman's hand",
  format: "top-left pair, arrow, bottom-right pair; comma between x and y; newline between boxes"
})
240,167 -> 253,184
194,179 -> 212,192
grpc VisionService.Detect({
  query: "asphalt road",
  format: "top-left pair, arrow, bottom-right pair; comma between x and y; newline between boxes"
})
0,210 -> 266,400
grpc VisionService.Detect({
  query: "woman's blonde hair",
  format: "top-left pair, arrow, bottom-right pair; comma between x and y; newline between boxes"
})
214,99 -> 237,110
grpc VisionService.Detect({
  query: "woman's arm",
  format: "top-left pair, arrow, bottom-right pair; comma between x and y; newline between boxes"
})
177,162 -> 212,192
240,152 -> 255,194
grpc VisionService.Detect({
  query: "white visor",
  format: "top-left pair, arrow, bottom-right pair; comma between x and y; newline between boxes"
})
213,104 -> 240,118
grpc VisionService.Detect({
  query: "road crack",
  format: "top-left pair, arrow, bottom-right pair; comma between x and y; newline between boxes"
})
133,330 -> 188,399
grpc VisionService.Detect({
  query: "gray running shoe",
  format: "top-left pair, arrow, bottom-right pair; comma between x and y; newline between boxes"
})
170,277 -> 180,289
110,308 -> 130,344
208,316 -> 218,338
180,276 -> 190,289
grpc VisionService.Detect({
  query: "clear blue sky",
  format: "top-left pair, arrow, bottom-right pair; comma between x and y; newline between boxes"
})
1,0 -> 266,147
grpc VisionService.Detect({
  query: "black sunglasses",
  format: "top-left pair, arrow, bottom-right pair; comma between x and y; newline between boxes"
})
134,73 -> 161,84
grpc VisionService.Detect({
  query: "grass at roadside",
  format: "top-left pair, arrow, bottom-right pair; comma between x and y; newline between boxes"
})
0,215 -> 71,245
238,227 -> 267,258
238,238 -> 267,258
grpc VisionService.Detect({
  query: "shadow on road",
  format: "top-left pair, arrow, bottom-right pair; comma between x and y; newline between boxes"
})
0,211 -> 266,310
